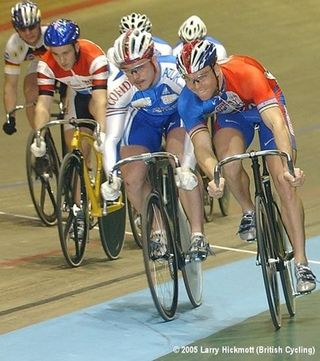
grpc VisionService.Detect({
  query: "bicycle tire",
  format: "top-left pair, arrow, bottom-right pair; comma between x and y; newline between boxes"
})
218,184 -> 230,216
56,152 -> 89,267
142,192 -> 178,321
201,174 -> 214,222
177,201 -> 203,307
127,198 -> 142,248
273,202 -> 296,317
255,195 -> 281,329
99,184 -> 126,260
26,129 -> 60,226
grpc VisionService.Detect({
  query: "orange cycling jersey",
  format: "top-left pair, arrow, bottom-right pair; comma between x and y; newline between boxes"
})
219,55 -> 282,113
37,39 -> 108,96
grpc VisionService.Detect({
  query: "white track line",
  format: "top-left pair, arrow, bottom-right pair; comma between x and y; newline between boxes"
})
1,209 -> 320,264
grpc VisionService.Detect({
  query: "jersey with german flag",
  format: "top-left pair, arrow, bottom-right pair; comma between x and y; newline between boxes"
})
37,39 -> 108,96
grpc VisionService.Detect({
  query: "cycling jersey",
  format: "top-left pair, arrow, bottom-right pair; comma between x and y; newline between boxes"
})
104,56 -> 184,173
173,35 -> 227,60
178,55 -> 296,150
37,39 -> 108,96
4,26 -> 47,75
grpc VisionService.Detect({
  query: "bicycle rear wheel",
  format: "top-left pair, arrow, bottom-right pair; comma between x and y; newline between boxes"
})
255,195 -> 281,329
26,129 -> 59,226
178,202 -> 203,307
56,152 -> 89,267
127,198 -> 142,248
273,202 -> 296,317
142,192 -> 178,321
99,184 -> 126,260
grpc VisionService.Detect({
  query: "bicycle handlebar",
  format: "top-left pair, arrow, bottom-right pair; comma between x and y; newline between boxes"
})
213,149 -> 295,186
34,118 -> 101,146
111,151 -> 181,174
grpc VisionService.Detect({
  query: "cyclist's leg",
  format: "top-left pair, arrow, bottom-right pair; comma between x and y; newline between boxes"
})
120,145 -> 150,214
166,127 -> 203,236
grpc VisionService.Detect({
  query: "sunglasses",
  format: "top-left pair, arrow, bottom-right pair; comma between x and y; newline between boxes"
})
17,24 -> 38,32
121,59 -> 151,76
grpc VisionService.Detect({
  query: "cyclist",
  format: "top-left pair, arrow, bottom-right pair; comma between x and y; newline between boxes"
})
30,18 -> 108,236
106,12 -> 172,66
176,39 -> 316,293
2,1 -> 45,135
172,15 -> 227,60
99,29 -> 210,261
30,18 -> 108,154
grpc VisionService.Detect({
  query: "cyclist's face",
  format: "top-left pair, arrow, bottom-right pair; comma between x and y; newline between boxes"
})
121,57 -> 157,90
183,65 -> 218,101
51,43 -> 78,71
16,23 -> 41,46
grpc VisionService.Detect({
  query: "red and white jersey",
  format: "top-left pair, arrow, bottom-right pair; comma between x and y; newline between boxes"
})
37,39 -> 109,96
4,26 -> 47,75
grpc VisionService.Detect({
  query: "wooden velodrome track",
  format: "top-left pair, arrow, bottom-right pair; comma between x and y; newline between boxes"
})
1,0 -> 320,359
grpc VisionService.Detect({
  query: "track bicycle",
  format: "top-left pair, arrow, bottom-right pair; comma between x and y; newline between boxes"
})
40,118 -> 127,267
8,99 -> 65,226
214,149 -> 296,329
112,151 -> 203,321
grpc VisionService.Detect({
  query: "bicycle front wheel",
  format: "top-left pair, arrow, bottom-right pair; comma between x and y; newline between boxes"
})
26,129 -> 59,226
99,184 -> 126,260
255,195 -> 281,329
142,192 -> 178,321
178,202 -> 203,307
56,152 -> 89,267
218,184 -> 230,216
273,202 -> 296,317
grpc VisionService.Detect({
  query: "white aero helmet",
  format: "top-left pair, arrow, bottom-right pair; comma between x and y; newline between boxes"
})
113,29 -> 154,66
176,39 -> 217,76
178,15 -> 207,42
11,1 -> 41,29
119,12 -> 152,34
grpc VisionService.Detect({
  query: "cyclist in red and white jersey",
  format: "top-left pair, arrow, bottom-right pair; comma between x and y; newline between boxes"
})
30,19 -> 108,160
176,40 -> 316,293
2,1 -> 46,135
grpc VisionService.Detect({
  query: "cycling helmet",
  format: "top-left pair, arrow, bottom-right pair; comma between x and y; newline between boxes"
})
113,29 -> 154,66
119,12 -> 152,34
11,1 -> 41,29
44,19 -> 80,47
176,40 -> 217,75
178,15 -> 207,42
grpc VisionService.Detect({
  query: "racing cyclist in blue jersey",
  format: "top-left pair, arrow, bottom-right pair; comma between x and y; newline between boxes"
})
97,29 -> 210,261
106,12 -> 172,66
175,40 -> 316,293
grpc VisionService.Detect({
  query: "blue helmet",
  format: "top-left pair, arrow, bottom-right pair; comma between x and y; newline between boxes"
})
44,19 -> 80,47
11,1 -> 41,29
176,39 -> 217,75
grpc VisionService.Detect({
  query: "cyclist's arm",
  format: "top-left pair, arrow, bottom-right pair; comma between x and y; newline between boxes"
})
3,74 -> 19,114
32,94 -> 53,130
260,106 -> 293,159
90,88 -> 107,132
191,128 -> 218,180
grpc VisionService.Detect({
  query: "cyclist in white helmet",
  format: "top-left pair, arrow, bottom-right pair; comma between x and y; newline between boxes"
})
98,29 -> 210,261
172,15 -> 227,60
106,12 -> 172,66
2,1 -> 46,135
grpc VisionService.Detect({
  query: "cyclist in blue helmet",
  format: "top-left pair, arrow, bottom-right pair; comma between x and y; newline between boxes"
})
30,18 -> 109,187
3,1 -> 46,135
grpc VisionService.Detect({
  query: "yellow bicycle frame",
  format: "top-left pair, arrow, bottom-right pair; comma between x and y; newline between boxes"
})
70,126 -> 124,218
